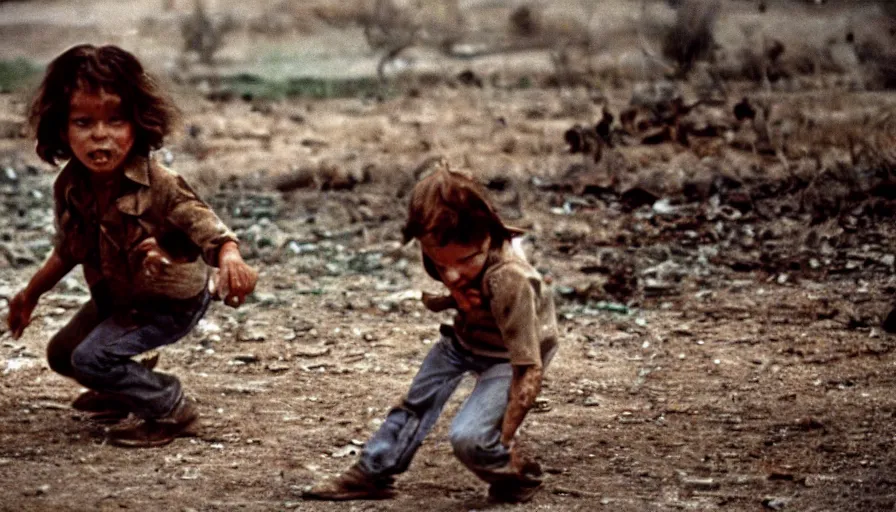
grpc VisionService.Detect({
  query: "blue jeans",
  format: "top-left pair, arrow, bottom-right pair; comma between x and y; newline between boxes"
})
358,326 -> 553,483
46,288 -> 210,419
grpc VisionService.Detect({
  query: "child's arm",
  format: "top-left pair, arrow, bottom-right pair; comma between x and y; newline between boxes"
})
487,269 -> 546,448
160,171 -> 257,307
8,249 -> 75,338
500,364 -> 543,446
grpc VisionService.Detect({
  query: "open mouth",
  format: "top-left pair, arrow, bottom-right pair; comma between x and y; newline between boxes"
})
87,149 -> 114,165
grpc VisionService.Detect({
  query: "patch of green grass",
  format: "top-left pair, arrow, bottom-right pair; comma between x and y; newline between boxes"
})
218,73 -> 391,100
0,58 -> 41,93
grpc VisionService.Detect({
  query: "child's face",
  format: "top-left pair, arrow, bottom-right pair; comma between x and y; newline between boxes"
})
67,88 -> 135,174
420,235 -> 491,293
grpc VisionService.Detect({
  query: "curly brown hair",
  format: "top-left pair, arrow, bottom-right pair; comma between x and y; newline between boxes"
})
29,44 -> 178,165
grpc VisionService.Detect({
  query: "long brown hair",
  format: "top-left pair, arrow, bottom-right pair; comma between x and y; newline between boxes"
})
402,158 -> 521,247
29,44 -> 177,165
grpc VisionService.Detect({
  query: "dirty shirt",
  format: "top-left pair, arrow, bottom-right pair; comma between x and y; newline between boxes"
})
53,155 -> 238,306
424,240 -> 559,367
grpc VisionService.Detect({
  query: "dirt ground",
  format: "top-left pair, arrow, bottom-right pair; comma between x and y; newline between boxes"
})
1,0 -> 896,511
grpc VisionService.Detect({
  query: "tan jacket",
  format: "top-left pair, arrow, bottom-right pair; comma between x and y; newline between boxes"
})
53,155 -> 238,304
423,241 -> 559,367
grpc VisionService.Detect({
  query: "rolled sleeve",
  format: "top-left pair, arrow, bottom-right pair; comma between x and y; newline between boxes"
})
162,172 -> 238,267
487,267 -> 542,367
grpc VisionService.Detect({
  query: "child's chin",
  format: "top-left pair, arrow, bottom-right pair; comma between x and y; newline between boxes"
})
83,161 -> 122,174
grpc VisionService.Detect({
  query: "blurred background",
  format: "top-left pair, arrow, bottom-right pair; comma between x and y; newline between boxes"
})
1,0 -> 894,97
1,4 -> 896,510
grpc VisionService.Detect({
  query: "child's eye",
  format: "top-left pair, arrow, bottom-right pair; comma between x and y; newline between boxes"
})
460,252 -> 481,263
72,118 -> 90,127
109,116 -> 126,125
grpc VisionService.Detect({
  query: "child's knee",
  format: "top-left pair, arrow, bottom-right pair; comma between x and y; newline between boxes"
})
451,421 -> 510,470
450,426 -> 489,466
46,335 -> 76,377
69,343 -> 110,383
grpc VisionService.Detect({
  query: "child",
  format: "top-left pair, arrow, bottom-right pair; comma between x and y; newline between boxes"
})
304,160 -> 559,503
7,44 -> 258,448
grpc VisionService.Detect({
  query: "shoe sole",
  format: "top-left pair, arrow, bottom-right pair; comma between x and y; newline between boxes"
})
88,410 -> 129,424
301,489 -> 396,501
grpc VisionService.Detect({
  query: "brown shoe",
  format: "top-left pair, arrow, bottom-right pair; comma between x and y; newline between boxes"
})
302,464 -> 395,501
107,396 -> 199,448
486,460 -> 544,503
72,354 -> 160,416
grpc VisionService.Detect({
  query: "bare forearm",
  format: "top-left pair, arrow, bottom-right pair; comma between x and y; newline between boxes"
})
500,365 -> 543,446
24,249 -> 74,301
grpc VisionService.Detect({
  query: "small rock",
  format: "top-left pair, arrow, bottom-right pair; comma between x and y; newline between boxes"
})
331,444 -> 362,458
2,166 -> 18,183
682,477 -> 720,491
239,329 -> 266,342
251,292 -> 279,305
652,198 -> 677,216
295,346 -> 331,358
553,220 -> 591,242
762,497 -> 787,510
231,354 -> 259,364
197,319 -> 222,335
583,395 -> 601,407
533,397 -> 552,413
266,362 -> 291,373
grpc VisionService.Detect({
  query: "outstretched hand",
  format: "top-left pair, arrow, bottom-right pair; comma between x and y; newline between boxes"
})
212,241 -> 257,308
7,290 -> 37,339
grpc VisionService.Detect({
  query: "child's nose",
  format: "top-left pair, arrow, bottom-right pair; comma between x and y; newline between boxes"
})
443,268 -> 461,285
91,122 -> 109,139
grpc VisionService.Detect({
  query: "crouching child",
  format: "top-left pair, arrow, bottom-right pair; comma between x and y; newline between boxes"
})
7,44 -> 258,447
304,160 -> 558,503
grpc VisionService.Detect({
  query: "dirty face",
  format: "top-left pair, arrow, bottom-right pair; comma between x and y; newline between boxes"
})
66,88 -> 135,174
421,235 -> 490,308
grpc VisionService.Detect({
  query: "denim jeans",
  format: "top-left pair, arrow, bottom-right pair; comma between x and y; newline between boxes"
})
46,288 -> 210,419
358,325 -> 554,483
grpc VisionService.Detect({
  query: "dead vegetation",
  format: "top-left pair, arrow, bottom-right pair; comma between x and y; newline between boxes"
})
180,0 -> 235,65
660,0 -> 720,77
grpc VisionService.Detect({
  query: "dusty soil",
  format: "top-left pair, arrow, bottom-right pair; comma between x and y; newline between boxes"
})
1,0 -> 896,511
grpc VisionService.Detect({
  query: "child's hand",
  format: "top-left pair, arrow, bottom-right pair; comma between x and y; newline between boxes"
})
214,241 -> 257,308
135,238 -> 173,277
7,290 -> 37,339
509,442 -> 543,483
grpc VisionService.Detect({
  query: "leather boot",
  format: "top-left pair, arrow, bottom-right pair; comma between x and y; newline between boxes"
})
302,463 -> 395,501
107,395 -> 198,448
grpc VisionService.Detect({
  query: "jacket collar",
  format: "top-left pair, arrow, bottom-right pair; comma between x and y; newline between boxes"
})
121,154 -> 151,187
115,155 -> 152,216
59,154 -> 153,216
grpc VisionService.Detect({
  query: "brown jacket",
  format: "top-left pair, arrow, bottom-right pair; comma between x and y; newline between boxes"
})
423,241 -> 559,367
53,155 -> 238,305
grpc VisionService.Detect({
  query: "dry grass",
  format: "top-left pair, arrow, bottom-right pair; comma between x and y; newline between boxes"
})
660,0 -> 720,77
